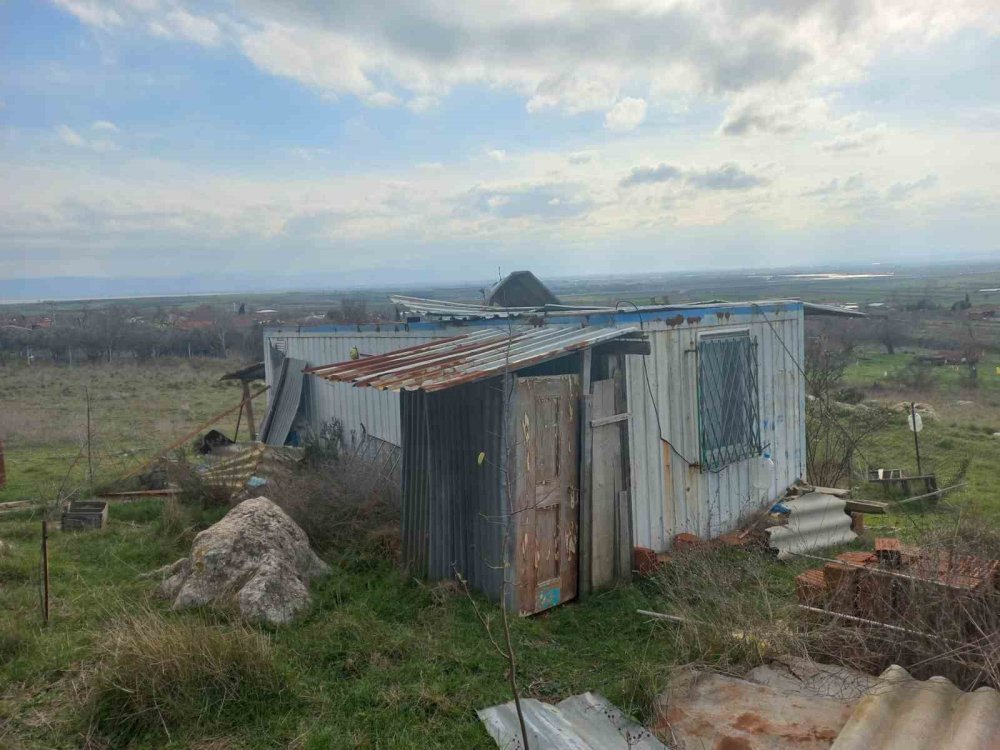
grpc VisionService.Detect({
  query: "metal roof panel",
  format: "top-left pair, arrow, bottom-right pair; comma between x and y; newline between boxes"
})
307,325 -> 640,392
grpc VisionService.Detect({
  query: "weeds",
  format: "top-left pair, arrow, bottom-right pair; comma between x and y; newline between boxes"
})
83,607 -> 295,745
651,545 -> 803,673
265,458 -> 399,559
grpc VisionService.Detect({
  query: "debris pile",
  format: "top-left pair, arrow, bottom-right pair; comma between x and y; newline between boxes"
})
656,658 -> 999,750
795,538 -> 999,622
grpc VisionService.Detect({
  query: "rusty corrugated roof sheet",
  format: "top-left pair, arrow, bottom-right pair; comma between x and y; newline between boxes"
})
306,326 -> 640,392
831,665 -> 1000,750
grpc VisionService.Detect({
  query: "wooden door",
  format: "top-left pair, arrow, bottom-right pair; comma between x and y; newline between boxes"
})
512,375 -> 580,615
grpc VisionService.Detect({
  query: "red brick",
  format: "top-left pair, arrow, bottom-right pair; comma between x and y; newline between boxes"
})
875,537 -> 902,568
795,568 -> 828,607
633,547 -> 660,576
673,532 -> 705,548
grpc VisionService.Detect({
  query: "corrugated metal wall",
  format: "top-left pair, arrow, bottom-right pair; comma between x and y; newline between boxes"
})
401,377 -> 511,604
626,306 -> 806,551
263,329 -> 447,446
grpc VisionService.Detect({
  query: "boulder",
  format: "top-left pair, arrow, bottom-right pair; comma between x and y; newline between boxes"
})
156,496 -> 329,625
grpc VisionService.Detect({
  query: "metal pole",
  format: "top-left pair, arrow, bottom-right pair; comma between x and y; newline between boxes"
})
910,402 -> 922,476
86,386 -> 94,486
41,520 -> 50,624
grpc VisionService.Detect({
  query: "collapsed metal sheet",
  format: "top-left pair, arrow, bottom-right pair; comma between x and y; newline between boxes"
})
259,357 -> 307,446
831,665 -> 1000,750
478,692 -> 666,750
767,491 -> 857,560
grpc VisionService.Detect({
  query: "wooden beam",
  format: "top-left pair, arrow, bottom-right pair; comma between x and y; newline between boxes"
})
843,498 -> 888,514
578,348 -> 593,599
590,412 -> 630,428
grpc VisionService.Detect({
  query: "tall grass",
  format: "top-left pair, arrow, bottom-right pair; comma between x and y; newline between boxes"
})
83,608 -> 295,745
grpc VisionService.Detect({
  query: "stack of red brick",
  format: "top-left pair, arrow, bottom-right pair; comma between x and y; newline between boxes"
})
795,538 -> 1000,622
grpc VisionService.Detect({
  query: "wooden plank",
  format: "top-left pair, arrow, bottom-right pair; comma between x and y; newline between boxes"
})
590,379 -> 618,590
578,393 -> 593,598
811,485 -> 849,498
843,498 -> 889,514
615,490 -> 631,580
590,412 -> 630,428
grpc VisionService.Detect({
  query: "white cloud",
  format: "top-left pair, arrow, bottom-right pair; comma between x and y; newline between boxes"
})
56,125 -> 86,148
91,120 -> 119,133
568,150 -> 599,165
148,9 -> 221,47
822,124 -> 888,153
53,0 -> 122,29
487,149 -> 507,162
52,1 -> 999,124
604,97 -> 647,132
407,95 -> 441,113
885,174 -> 938,201
56,123 -> 118,152
366,91 -> 401,108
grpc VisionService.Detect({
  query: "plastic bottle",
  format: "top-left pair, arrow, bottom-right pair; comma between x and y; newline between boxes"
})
753,451 -> 775,495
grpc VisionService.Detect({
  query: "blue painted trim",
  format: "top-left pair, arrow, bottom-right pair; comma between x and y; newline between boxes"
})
263,301 -> 803,337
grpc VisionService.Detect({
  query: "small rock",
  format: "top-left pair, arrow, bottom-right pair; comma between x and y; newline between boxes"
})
154,496 -> 329,625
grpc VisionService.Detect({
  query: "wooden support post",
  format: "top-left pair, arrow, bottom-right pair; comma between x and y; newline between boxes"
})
243,381 -> 257,441
910,402 -> 923,477
85,386 -> 93,486
41,520 -> 50,624
578,349 -> 593,598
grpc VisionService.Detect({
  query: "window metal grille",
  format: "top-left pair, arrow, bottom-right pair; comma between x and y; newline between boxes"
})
697,332 -> 761,470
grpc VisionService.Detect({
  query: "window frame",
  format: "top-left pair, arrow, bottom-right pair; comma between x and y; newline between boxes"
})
695,328 -> 762,471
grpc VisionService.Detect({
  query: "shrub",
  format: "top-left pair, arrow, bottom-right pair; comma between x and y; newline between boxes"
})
266,458 -> 400,559
84,608 -> 294,744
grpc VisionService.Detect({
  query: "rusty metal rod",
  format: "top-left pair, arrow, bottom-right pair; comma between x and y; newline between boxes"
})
896,482 -> 967,506
797,605 -> 954,643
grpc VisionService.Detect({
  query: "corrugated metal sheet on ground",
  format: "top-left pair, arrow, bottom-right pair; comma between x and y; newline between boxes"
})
259,357 -> 306,446
478,692 -> 666,749
308,326 -> 638,392
831,665 -> 1000,750
767,491 -> 856,560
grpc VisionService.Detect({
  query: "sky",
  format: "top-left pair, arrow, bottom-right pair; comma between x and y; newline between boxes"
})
1,0 -> 999,287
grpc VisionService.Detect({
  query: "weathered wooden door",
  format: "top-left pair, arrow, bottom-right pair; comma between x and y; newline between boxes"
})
512,375 -> 580,615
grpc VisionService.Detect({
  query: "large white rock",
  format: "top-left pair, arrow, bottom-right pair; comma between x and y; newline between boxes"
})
157,496 -> 329,625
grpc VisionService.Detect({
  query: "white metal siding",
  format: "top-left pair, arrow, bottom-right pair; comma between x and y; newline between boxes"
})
626,308 -> 806,551
263,330 -> 447,445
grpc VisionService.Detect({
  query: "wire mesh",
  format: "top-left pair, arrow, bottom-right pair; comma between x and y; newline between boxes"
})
697,334 -> 761,471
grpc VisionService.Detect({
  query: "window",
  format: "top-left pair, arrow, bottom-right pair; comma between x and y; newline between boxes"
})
697,332 -> 761,470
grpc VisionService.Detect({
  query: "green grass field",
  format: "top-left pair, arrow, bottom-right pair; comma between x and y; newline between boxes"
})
0,359 -> 250,506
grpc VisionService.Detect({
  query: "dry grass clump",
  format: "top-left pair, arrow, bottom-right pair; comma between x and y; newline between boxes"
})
266,457 -> 400,559
83,608 -> 293,744
651,545 -> 803,673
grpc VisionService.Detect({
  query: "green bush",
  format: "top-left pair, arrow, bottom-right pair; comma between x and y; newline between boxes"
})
84,608 -> 295,745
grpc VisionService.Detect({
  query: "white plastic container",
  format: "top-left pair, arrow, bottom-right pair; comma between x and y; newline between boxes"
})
753,451 -> 776,498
